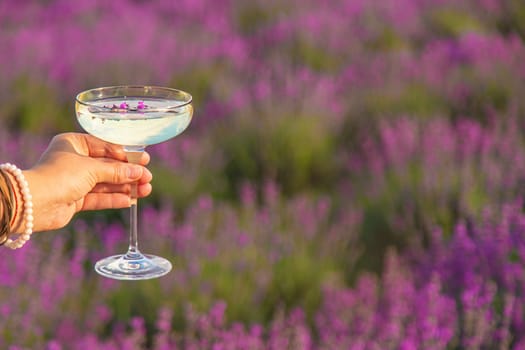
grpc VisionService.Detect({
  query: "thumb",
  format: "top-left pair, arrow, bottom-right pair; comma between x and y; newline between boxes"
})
92,159 -> 144,184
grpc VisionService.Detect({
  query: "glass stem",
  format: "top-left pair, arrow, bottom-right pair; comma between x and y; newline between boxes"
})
124,147 -> 145,259
128,200 -> 139,257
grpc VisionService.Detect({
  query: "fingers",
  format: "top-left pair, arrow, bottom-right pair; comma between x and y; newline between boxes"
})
81,184 -> 153,211
82,134 -> 150,165
90,158 -> 153,185
81,193 -> 132,211
91,183 -> 153,196
52,133 -> 150,165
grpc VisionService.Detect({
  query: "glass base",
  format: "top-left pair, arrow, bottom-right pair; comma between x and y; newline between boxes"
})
94,252 -> 172,280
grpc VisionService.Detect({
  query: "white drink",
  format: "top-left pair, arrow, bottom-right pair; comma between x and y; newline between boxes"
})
76,97 -> 193,146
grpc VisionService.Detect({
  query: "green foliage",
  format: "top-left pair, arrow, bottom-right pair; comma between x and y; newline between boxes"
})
190,258 -> 264,323
350,161 -> 461,274
352,203 -> 399,278
428,8 -> 485,37
262,250 -> 335,322
6,77 -> 73,133
169,65 -> 220,108
148,165 -> 204,213
455,76 -> 513,119
364,84 -> 445,118
234,2 -> 292,34
497,0 -> 525,38
464,182 -> 489,215
366,28 -> 408,52
291,40 -> 342,72
221,113 -> 338,197
108,282 -> 165,325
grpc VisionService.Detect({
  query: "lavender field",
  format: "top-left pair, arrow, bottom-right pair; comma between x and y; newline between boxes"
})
1,0 -> 525,348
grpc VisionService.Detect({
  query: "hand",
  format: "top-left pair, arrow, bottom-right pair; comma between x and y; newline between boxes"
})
12,133 -> 153,233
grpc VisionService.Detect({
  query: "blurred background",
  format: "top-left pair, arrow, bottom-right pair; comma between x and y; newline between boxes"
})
1,0 -> 525,348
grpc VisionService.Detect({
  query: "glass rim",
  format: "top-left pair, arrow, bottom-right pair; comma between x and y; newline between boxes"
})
75,85 -> 193,111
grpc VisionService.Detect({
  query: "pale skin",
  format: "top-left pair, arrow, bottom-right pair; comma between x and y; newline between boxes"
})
5,133 -> 152,234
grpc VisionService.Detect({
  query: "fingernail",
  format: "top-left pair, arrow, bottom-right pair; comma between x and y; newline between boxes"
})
127,166 -> 142,179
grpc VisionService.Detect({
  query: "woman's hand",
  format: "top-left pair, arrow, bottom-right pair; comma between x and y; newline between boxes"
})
12,133 -> 152,233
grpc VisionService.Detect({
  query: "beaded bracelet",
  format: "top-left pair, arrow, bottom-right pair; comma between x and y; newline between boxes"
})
0,163 -> 34,249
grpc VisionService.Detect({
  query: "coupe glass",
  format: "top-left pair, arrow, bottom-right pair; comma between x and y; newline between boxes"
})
75,86 -> 193,280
